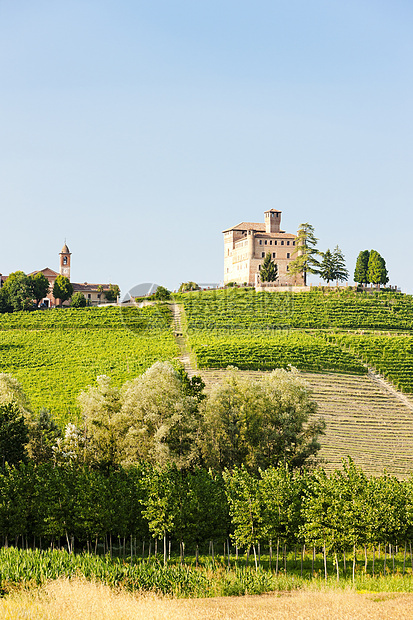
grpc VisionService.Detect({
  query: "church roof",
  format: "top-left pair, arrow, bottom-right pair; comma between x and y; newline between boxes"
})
60,243 -> 71,254
29,268 -> 60,278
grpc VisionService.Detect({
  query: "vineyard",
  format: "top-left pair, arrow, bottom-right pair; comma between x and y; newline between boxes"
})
330,333 -> 413,393
0,305 -> 178,423
190,331 -> 366,374
178,288 -> 413,331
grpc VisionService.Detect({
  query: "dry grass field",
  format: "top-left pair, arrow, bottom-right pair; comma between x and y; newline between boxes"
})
1,579 -> 413,620
200,369 -> 413,477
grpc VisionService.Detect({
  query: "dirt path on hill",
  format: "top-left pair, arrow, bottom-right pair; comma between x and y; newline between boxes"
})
170,303 -> 195,377
367,368 -> 413,414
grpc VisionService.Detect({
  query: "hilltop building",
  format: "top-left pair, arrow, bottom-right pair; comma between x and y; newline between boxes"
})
1,244 -> 117,307
223,209 -> 304,286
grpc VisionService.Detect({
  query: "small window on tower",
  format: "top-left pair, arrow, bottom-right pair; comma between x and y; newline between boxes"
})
63,257 -> 67,265
287,253 -> 290,259
269,240 -> 272,245
281,240 -> 284,246
272,253 -> 276,258
287,241 -> 290,246
261,252 -> 265,258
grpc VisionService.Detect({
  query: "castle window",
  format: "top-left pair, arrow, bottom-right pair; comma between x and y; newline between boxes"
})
281,240 -> 284,246
261,252 -> 265,258
287,240 -> 290,246
258,264 -> 261,270
287,253 -> 290,259
293,241 -> 296,246
259,240 -> 262,245
269,240 -> 272,245
274,240 -> 277,245
265,240 -> 267,245
276,213 -> 279,217
272,253 -> 276,258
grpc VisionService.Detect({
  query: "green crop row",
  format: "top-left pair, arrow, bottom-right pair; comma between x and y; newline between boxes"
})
177,289 -> 413,331
329,333 -> 413,392
0,305 -> 178,423
189,331 -> 367,374
0,304 -> 171,331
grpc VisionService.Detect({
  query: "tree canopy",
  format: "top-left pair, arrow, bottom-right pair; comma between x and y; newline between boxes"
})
319,246 -> 349,284
53,275 -> 73,305
288,223 -> 321,286
31,273 -> 50,307
354,250 -> 370,285
260,253 -> 278,283
367,250 -> 389,287
200,367 -> 325,473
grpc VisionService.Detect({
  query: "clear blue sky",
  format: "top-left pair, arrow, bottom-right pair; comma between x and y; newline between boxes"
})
1,0 -> 412,294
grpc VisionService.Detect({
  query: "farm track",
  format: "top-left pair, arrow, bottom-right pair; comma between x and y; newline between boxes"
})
198,368 -> 413,478
170,304 -> 195,377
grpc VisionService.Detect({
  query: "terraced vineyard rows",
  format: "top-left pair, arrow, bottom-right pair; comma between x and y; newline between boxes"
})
178,288 -> 413,331
190,331 -> 366,374
0,305 -> 178,422
330,333 -> 413,393
199,369 -> 413,477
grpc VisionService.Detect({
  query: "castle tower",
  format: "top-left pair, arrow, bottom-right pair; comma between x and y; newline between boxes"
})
59,242 -> 71,280
264,209 -> 281,234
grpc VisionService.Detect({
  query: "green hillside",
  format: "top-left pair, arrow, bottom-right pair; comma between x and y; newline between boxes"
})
178,288 -> 413,392
0,305 -> 178,423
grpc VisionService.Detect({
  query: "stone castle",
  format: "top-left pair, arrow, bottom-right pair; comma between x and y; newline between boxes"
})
223,209 -> 304,286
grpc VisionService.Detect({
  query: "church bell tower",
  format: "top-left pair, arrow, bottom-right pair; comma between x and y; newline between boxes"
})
59,242 -> 71,280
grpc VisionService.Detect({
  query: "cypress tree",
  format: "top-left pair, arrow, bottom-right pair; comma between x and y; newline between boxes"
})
354,250 -> 370,285
260,252 -> 278,283
367,250 -> 388,287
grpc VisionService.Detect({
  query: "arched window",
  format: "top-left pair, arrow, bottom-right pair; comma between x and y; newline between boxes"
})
63,257 -> 67,265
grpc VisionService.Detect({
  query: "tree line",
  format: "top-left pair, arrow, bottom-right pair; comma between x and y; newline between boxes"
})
0,363 -> 324,473
0,457 -> 412,580
0,271 -> 120,312
259,222 -> 388,288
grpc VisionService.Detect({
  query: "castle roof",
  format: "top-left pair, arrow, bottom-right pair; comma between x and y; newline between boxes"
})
222,222 -> 266,233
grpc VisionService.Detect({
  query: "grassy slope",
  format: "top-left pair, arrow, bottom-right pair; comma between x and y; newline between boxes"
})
0,305 -> 178,424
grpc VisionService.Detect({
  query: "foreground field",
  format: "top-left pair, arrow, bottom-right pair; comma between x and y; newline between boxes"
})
2,579 -> 413,620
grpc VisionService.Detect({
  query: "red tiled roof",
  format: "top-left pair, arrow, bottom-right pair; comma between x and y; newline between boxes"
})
72,283 -> 112,292
222,222 -> 266,233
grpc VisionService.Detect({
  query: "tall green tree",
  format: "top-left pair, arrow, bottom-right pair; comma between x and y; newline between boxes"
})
2,271 -> 33,311
104,284 -> 120,302
0,403 -> 29,467
26,409 -> 61,464
260,252 -> 278,283
31,273 -> 50,307
367,250 -> 389,288
354,250 -> 370,285
288,223 -> 321,286
332,246 -> 349,283
200,367 -> 325,473
53,275 -> 73,305
318,249 -> 336,284
319,247 -> 349,284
